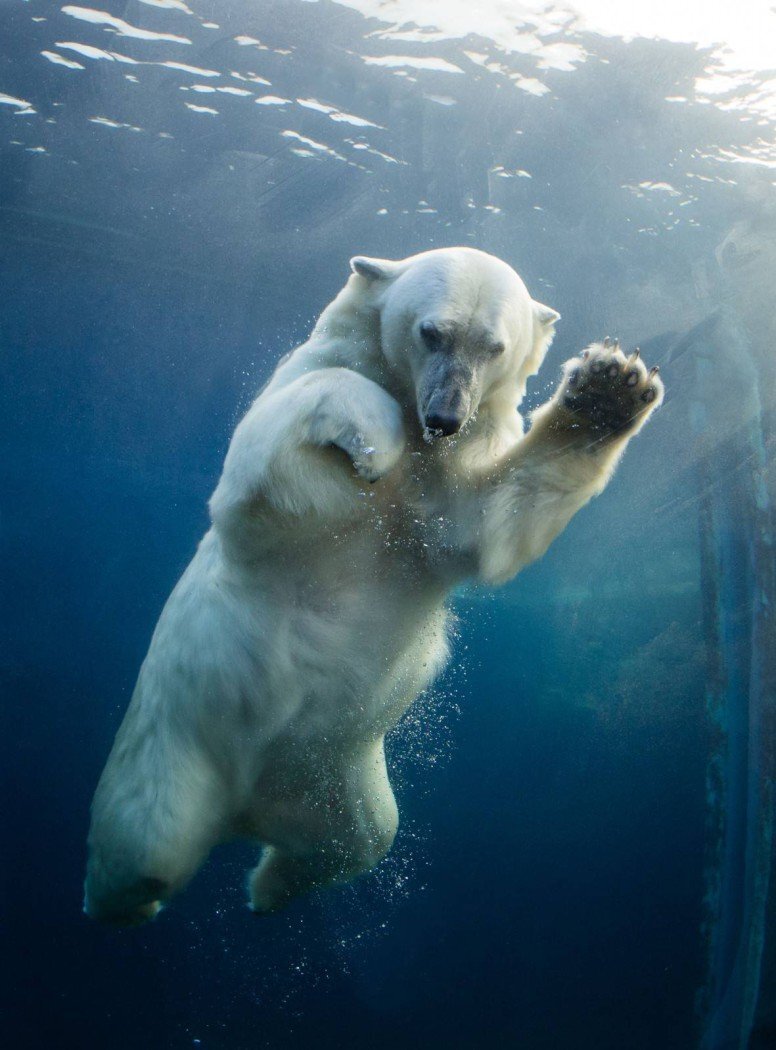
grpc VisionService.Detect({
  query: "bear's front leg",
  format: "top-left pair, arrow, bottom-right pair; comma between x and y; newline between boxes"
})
552,338 -> 663,444
209,368 -> 406,533
477,340 -> 663,584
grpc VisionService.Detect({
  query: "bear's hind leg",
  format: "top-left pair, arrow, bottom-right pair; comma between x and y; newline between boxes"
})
249,847 -> 335,915
248,742 -> 399,914
248,816 -> 396,916
84,742 -> 225,925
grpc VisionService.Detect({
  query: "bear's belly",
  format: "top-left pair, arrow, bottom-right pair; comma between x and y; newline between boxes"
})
250,555 -> 452,741
153,528 -> 452,768
224,552 -> 452,842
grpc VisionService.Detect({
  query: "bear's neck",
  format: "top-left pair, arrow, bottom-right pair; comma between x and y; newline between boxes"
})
307,278 -> 384,376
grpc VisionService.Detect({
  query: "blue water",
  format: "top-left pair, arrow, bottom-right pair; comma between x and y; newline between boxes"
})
2,2 -> 774,1047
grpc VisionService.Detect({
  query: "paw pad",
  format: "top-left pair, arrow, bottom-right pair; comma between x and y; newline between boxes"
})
561,340 -> 663,436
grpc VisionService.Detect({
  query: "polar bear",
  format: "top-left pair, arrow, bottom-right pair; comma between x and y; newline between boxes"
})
84,247 -> 663,924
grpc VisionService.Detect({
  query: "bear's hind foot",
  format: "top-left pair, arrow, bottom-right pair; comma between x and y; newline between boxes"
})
83,875 -> 166,926
84,898 -> 163,926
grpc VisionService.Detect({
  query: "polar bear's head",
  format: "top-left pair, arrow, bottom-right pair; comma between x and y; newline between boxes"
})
350,247 -> 559,437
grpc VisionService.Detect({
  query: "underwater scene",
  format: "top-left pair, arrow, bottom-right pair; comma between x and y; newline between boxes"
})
1,1 -> 775,1048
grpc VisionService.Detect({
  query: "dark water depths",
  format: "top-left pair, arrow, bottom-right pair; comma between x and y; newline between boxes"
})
1,2 -> 775,1047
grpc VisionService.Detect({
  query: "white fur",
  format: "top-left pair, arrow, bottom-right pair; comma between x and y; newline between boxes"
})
84,248 -> 662,923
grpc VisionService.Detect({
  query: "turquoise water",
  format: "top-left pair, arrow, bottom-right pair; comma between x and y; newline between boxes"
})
1,2 -> 774,1047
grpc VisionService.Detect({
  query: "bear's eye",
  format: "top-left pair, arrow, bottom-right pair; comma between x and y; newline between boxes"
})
419,320 -> 443,349
491,341 -> 505,356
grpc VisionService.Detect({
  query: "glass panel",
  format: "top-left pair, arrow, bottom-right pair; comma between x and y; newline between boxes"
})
2,2 -> 773,1047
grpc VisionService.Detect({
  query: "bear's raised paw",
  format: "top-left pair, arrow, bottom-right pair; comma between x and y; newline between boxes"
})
559,338 -> 664,438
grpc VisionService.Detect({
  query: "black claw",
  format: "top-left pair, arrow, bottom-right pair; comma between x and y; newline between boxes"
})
649,365 -> 660,376
582,349 -> 590,360
603,336 -> 611,347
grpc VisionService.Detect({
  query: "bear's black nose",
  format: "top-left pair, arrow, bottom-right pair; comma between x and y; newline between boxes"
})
424,412 -> 462,436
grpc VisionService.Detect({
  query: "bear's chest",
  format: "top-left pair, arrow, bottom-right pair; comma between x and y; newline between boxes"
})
360,456 -> 480,580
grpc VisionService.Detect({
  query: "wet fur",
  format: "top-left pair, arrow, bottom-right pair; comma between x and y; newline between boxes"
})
84,248 -> 662,923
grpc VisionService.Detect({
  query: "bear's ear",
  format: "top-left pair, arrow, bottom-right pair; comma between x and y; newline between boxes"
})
350,256 -> 399,281
533,301 -> 561,329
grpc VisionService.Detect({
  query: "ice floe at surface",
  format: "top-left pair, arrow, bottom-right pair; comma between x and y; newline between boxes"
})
281,130 -> 347,160
45,46 -> 220,77
231,72 -> 271,86
0,92 -> 35,113
41,50 -> 85,70
296,98 -> 383,129
136,0 -> 193,12
61,6 -> 192,44
234,36 -> 269,50
362,55 -> 465,75
159,61 -> 219,77
89,115 -> 143,130
54,41 -> 136,63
